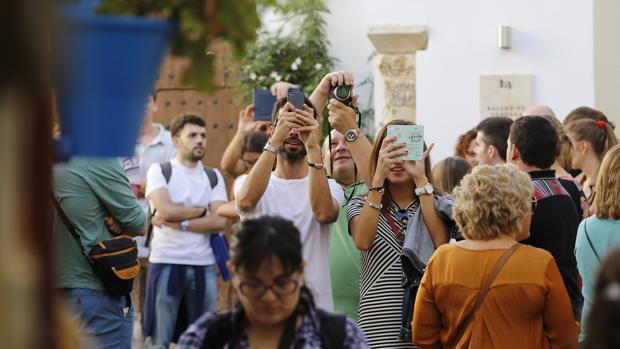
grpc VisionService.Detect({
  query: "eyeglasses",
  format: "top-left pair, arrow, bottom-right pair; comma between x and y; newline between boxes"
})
238,276 -> 300,298
531,198 -> 538,213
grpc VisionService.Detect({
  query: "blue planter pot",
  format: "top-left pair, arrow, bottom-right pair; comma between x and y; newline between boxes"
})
55,10 -> 174,156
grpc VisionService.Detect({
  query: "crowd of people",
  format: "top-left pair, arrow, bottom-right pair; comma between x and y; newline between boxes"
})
52,70 -> 620,349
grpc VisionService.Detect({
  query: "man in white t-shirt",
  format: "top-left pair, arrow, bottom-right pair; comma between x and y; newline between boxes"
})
235,92 -> 344,311
144,114 -> 229,349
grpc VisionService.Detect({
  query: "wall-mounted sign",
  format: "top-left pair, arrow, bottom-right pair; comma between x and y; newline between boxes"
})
480,75 -> 532,119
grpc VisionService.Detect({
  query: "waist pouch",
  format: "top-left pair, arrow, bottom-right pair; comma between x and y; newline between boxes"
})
88,235 -> 140,297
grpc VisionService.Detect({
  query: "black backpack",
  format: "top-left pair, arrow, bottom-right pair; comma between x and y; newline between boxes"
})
202,308 -> 347,349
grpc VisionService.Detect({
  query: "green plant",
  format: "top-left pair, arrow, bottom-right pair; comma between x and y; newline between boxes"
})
235,0 -> 334,103
97,0 -> 282,90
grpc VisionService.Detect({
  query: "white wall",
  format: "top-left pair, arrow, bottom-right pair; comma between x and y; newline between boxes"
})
323,0 -> 595,163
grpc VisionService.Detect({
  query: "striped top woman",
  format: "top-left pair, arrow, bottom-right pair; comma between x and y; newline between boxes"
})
348,119 -> 449,348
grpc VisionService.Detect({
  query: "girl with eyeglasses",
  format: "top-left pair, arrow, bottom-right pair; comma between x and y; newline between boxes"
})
177,215 -> 369,349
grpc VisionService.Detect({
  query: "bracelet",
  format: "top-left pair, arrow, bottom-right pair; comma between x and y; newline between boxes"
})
368,185 -> 384,195
366,198 -> 383,210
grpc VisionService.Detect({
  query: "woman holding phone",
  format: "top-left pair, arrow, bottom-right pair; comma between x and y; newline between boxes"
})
348,119 -> 449,348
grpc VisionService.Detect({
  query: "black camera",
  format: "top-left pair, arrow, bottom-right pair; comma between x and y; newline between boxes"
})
330,84 -> 353,107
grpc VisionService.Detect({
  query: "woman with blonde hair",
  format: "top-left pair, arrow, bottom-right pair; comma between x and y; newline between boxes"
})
412,164 -> 577,348
348,119 -> 449,348
575,144 -> 620,342
565,118 -> 618,215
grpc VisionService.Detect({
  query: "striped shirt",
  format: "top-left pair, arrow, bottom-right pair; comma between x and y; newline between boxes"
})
347,196 -> 419,348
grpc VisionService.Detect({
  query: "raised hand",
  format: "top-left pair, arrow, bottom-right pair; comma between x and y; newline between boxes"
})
403,143 -> 434,185
326,96 -> 358,133
270,102 -> 304,148
316,71 -> 355,99
293,105 -> 320,148
373,136 -> 408,185
270,81 -> 300,100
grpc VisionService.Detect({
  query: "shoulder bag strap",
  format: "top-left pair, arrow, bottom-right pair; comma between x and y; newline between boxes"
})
51,192 -> 91,260
382,206 -> 403,244
449,243 -> 521,347
584,220 -> 601,262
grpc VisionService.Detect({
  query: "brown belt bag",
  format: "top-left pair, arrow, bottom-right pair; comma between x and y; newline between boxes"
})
53,195 -> 140,297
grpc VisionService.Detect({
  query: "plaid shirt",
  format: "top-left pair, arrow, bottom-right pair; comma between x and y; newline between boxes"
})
177,306 -> 369,349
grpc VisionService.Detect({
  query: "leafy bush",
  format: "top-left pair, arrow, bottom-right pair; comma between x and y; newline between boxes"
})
235,0 -> 334,103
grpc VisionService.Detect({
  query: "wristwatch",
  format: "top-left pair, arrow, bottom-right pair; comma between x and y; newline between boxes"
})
345,129 -> 359,142
180,219 -> 190,231
308,162 -> 325,169
263,141 -> 278,155
414,182 -> 434,196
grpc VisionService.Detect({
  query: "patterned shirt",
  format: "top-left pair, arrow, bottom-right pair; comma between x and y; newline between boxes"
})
177,306 -> 369,349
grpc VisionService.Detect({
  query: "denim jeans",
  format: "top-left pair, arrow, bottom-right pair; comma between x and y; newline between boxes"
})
62,288 -> 133,349
150,264 -> 217,349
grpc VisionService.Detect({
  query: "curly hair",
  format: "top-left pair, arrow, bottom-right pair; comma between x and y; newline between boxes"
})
453,164 -> 532,240
595,144 -> 620,220
455,128 -> 477,158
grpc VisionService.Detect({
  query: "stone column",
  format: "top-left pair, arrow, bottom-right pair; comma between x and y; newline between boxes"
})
367,25 -> 428,131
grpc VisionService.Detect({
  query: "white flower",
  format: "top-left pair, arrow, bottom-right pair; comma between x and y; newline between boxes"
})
294,57 -> 302,65
258,76 -> 265,81
291,63 -> 298,71
249,72 -> 257,81
314,63 -> 323,70
269,71 -> 279,79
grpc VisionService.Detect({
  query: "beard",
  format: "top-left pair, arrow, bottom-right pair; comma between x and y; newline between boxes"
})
185,148 -> 204,162
279,137 -> 307,161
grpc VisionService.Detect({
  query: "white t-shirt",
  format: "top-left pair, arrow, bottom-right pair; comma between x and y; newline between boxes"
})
234,173 -> 345,311
146,158 -> 228,266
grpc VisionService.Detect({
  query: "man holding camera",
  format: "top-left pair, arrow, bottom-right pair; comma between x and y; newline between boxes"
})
234,74 -> 348,311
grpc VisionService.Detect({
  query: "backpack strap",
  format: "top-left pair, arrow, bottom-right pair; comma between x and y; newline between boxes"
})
161,161 -> 217,189
203,167 -> 218,189
160,161 -> 172,183
316,309 -> 347,349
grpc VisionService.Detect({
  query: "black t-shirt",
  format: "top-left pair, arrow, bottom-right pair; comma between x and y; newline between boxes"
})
523,170 -> 583,320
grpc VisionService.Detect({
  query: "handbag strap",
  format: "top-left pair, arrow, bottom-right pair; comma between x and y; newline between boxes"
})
584,220 -> 601,262
51,192 -> 91,260
449,243 -> 521,347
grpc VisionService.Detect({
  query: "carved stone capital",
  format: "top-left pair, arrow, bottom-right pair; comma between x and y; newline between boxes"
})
367,25 -> 428,126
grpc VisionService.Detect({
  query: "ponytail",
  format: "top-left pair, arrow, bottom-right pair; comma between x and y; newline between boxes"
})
566,119 -> 618,160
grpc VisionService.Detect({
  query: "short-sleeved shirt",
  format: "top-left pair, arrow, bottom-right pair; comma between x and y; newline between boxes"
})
329,181 -> 367,322
412,244 -> 578,348
347,196 -> 419,348
233,174 -> 345,311
575,216 -> 620,341
146,158 -> 228,266
53,158 -> 147,290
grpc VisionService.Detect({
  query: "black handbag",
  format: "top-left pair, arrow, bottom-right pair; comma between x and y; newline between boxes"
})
52,194 -> 140,297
